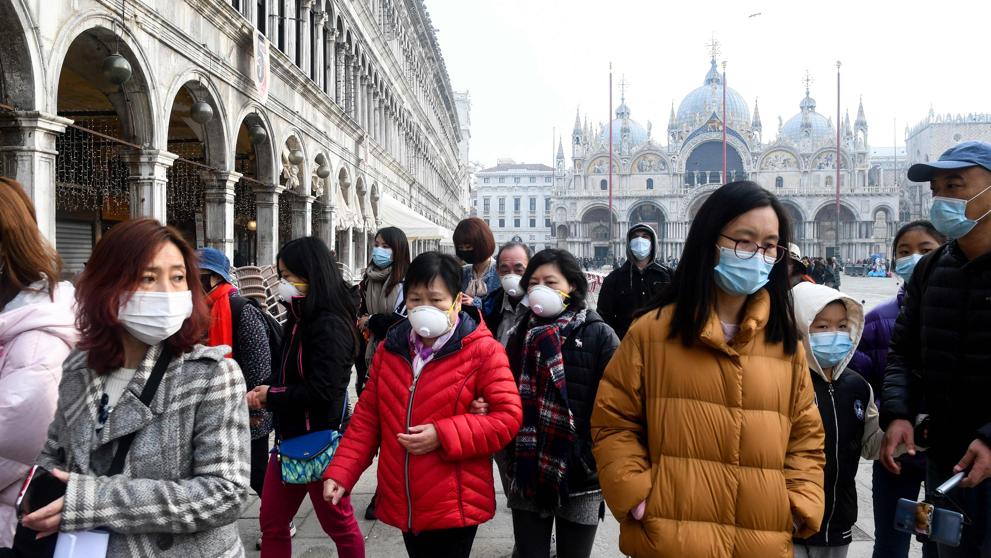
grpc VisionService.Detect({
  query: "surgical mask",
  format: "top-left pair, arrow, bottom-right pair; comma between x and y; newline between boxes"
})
527,284 -> 569,318
929,183 -> 991,239
456,249 -> 479,264
630,237 -> 652,261
277,279 -> 306,302
371,246 -> 393,268
894,254 -> 924,281
500,274 -> 523,298
809,331 -> 853,369
713,246 -> 774,296
408,301 -> 457,339
118,291 -> 193,346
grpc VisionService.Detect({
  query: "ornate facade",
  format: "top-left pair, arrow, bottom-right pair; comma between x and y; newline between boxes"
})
552,58 -> 900,262
0,0 -> 466,279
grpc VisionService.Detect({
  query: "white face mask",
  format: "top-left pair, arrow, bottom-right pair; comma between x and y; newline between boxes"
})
500,274 -> 523,298
408,303 -> 456,339
527,284 -> 569,318
118,291 -> 193,346
277,279 -> 304,302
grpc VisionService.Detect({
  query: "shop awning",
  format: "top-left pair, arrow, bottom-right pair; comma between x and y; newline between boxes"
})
378,194 -> 452,241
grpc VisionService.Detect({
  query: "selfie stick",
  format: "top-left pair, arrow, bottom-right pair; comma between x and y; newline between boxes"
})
935,471 -> 966,497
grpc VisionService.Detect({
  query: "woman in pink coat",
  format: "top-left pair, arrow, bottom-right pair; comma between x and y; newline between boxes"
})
0,177 -> 77,548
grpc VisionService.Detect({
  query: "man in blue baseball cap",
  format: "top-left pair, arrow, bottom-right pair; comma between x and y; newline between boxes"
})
881,140 -> 991,557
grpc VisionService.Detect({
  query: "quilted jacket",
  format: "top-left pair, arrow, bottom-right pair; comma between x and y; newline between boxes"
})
36,343 -> 251,557
848,288 -> 903,396
591,290 -> 826,558
325,308 -> 522,533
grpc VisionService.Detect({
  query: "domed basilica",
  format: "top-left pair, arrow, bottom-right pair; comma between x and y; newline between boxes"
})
550,57 -> 899,262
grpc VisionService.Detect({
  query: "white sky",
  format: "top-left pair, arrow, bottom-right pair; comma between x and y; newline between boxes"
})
426,0 -> 991,168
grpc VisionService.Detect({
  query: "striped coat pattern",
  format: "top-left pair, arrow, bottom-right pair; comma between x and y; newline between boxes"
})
36,343 -> 251,557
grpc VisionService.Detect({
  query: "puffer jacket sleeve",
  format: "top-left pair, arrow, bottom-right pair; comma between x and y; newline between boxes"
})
595,272 -> 619,335
784,343 -> 827,538
324,347 -> 384,491
58,358 -> 250,534
880,267 -> 924,429
0,330 -> 69,501
433,337 -> 522,461
590,328 -> 652,520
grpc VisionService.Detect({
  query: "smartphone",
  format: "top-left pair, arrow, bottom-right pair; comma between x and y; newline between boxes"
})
15,466 -> 67,518
894,498 -> 964,547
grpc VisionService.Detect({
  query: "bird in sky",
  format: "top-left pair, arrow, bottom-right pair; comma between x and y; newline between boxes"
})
748,12 -> 763,17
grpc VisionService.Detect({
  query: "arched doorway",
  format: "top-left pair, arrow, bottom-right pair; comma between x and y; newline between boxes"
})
814,203 -> 857,259
684,141 -> 745,186
581,207 -> 617,265
780,201 -> 805,241
232,111 -> 275,266
52,26 -> 156,276
629,203 -> 666,239
278,135 -> 306,247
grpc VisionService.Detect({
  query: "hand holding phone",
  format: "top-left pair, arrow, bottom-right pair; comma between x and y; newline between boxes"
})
16,466 -> 67,518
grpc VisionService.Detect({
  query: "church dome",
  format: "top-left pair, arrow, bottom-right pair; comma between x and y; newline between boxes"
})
599,101 -> 649,146
674,59 -> 751,132
780,89 -> 834,145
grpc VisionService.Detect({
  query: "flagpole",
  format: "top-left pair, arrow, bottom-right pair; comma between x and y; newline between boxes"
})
608,62 -> 614,263
835,61 -> 842,260
722,61 -> 727,183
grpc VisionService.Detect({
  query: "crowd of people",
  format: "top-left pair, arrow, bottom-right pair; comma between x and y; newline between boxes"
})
0,140 -> 990,558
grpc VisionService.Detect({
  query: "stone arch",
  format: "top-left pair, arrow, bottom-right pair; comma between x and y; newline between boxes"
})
685,184 -> 722,220
684,140 -> 745,186
631,152 -> 668,173
0,0 -> 44,110
813,200 -> 860,223
757,147 -> 801,171
779,200 -> 806,240
629,202 -> 667,240
231,103 -> 277,185
48,14 -> 159,147
811,148 -> 852,170
162,72 -> 231,170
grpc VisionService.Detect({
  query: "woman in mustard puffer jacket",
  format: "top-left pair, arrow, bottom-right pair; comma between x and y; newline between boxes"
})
591,181 -> 826,558
324,252 -> 522,558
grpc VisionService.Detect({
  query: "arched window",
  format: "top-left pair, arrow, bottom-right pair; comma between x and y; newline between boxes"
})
600,179 -> 607,191
825,176 -> 834,187
646,178 -> 654,190
775,176 -> 784,188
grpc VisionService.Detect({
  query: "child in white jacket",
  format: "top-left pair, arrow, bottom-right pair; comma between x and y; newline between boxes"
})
791,282 -> 882,558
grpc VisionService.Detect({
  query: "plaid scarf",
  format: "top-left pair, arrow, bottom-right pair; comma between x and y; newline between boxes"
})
509,307 -> 585,509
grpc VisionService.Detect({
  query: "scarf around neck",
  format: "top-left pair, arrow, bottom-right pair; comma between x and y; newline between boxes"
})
207,282 -> 236,357
509,307 -> 586,508
363,264 -> 397,316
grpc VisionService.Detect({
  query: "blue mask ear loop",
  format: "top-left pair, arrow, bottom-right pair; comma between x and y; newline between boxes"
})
966,183 -> 991,222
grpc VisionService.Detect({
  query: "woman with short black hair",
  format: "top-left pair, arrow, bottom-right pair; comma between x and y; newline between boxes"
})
591,181 -> 826,558
505,248 -> 619,558
324,251 -> 522,558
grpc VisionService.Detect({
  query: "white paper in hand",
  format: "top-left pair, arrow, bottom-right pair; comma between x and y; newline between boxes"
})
54,530 -> 110,558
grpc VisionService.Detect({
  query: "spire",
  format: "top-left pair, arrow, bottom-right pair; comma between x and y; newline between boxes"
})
843,110 -> 852,138
703,57 -> 722,86
799,71 -> 816,113
855,96 -> 868,130
556,138 -> 564,160
668,101 -> 676,131
573,107 -> 582,134
752,98 -> 762,132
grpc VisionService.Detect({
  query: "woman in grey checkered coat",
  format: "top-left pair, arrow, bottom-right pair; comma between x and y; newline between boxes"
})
19,219 -> 251,557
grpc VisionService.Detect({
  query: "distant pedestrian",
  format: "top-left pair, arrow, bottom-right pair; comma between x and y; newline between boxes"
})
591,182 -> 825,558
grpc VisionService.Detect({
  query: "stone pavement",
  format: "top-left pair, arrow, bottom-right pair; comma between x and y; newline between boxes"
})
239,275 -> 924,557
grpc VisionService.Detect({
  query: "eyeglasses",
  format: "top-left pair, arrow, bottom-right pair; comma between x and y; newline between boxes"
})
719,234 -> 785,264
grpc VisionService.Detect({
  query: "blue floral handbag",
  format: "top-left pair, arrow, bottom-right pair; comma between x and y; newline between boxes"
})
277,396 -> 347,484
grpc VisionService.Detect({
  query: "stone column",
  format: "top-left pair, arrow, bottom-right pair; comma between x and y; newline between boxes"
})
202,170 -> 242,259
316,194 -> 335,250
291,194 -> 315,239
312,10 -> 326,88
335,43 -> 346,106
358,222 -> 369,267
253,185 -> 284,266
124,149 -> 178,223
349,59 -> 360,121
299,1 -> 313,76
340,226 -> 353,272
0,111 -> 72,244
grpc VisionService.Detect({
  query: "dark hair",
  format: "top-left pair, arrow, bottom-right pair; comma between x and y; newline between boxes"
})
453,217 -> 496,260
520,248 -> 588,308
0,177 -> 61,305
75,219 -> 210,373
496,241 -> 533,264
375,226 -> 411,288
277,237 -> 358,352
891,220 -> 946,259
404,252 -> 462,299
643,181 -> 798,353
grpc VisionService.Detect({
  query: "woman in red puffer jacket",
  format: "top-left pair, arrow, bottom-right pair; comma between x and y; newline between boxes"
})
324,252 -> 522,558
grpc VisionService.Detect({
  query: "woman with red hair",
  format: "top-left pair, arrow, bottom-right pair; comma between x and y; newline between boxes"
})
19,219 -> 251,557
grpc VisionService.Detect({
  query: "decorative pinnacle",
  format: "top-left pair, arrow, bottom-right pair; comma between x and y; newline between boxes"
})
706,33 -> 720,61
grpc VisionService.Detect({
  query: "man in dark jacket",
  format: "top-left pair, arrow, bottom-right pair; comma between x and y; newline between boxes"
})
596,223 -> 672,339
483,242 -> 531,346
880,141 -> 991,557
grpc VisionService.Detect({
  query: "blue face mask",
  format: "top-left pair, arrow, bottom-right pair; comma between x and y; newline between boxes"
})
809,331 -> 853,369
371,246 -> 393,268
713,246 -> 774,296
929,183 -> 991,239
894,253 -> 924,281
629,237 -> 652,260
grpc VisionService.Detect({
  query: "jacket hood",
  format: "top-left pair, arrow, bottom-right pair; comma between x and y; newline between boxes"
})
626,223 -> 658,264
791,282 -> 864,381
0,280 -> 77,347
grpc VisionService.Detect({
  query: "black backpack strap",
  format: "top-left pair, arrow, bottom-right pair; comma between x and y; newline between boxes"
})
106,345 -> 172,476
